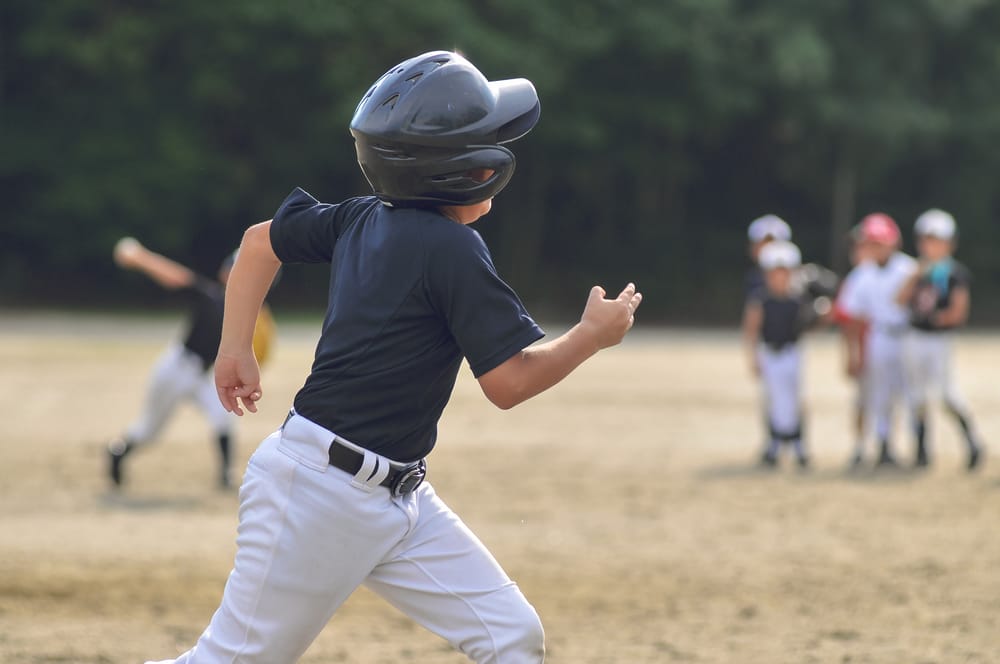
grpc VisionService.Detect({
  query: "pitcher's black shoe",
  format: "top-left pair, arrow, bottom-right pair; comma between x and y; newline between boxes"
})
967,445 -> 984,472
107,439 -> 131,487
876,447 -> 899,469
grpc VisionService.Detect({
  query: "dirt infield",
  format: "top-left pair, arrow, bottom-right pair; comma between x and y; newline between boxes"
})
1,313 -> 998,663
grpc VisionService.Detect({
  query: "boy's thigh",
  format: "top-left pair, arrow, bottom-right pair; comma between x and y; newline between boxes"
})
365,484 -> 539,648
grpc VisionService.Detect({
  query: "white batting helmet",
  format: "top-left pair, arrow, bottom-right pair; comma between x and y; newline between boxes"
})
758,240 -> 801,270
914,209 -> 957,240
747,214 -> 792,243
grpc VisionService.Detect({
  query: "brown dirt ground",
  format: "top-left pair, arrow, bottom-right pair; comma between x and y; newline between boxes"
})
1,313 -> 998,663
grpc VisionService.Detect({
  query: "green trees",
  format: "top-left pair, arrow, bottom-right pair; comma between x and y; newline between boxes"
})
3,1 -> 999,320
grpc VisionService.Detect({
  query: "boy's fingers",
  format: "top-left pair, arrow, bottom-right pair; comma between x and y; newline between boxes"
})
216,387 -> 236,413
630,292 -> 643,312
232,384 -> 261,415
616,283 -> 636,302
589,285 -> 606,301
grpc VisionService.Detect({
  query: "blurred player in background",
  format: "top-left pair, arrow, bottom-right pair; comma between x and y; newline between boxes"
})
897,209 -> 984,470
832,226 -> 877,468
838,214 -> 917,469
742,240 -> 832,468
106,239 -> 277,489
744,214 -> 792,299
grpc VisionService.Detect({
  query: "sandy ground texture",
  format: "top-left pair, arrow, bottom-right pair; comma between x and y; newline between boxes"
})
1,312 -> 998,663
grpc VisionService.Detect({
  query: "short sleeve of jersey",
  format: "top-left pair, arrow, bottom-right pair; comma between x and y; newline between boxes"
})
425,226 -> 545,377
837,265 -> 868,319
951,261 -> 973,290
269,188 -> 373,264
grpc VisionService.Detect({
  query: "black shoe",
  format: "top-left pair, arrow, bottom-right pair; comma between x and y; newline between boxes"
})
107,439 -> 130,487
848,452 -> 864,471
876,449 -> 899,469
759,451 -> 778,468
914,448 -> 930,469
797,456 -> 811,470
968,445 -> 983,472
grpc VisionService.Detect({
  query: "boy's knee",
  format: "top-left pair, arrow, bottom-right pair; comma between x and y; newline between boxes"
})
501,606 -> 545,663
466,597 -> 545,664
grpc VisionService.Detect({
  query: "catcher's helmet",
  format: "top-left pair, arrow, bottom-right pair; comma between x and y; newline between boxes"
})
350,51 -> 541,207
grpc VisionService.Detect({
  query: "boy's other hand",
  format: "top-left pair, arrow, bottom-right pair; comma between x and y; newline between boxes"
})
580,283 -> 643,349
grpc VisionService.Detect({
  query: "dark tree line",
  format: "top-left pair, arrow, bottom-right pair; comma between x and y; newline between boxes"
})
3,0 -> 1000,323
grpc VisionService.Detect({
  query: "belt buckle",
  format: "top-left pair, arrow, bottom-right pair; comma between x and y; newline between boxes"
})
390,459 -> 426,497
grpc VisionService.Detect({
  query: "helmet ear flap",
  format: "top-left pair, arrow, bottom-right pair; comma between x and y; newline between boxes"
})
360,144 -> 516,207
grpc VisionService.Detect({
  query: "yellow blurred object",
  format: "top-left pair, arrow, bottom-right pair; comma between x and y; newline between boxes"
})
252,304 -> 276,366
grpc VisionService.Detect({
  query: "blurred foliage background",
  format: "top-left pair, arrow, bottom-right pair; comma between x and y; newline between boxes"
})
3,0 -> 1000,323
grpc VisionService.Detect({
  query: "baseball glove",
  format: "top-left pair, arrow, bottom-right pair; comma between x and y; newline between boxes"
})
252,303 -> 276,366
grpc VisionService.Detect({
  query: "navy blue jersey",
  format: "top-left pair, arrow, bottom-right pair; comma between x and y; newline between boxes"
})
749,289 -> 805,350
909,259 -> 972,332
744,265 -> 765,301
180,277 -> 225,371
270,188 -> 545,462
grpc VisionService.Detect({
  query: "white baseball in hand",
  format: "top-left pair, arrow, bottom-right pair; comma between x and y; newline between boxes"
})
113,236 -> 142,265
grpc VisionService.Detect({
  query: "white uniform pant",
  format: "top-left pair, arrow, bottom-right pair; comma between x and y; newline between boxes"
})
902,330 -> 966,414
146,413 -> 544,664
757,343 -> 802,440
126,344 -> 233,444
864,329 -> 906,443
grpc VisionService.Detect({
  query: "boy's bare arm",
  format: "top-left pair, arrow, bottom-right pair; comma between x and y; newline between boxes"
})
215,221 -> 282,415
741,301 -> 763,376
842,317 -> 865,377
477,283 -> 642,410
934,285 -> 969,327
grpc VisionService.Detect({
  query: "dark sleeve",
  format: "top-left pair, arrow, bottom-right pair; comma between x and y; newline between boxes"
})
744,267 -> 765,302
425,227 -> 545,377
268,188 -> 361,264
176,276 -> 221,307
952,262 -> 973,290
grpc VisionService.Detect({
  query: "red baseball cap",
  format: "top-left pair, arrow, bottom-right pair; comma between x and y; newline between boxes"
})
856,213 -> 900,246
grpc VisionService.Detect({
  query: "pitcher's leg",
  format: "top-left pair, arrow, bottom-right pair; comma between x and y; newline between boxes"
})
195,374 -> 237,487
366,483 -> 544,664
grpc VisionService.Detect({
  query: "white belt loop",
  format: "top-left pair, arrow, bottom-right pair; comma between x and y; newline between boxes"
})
349,447 -> 391,492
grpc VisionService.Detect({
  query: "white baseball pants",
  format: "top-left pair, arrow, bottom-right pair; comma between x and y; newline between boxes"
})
864,329 -> 906,442
145,413 -> 544,664
126,344 -> 233,444
757,343 -> 802,438
902,330 -> 966,412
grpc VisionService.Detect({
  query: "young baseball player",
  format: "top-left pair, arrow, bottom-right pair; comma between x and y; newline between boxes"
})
742,240 -> 817,468
838,213 -> 917,468
107,240 -> 276,489
898,209 -> 984,470
145,51 -> 641,664
832,228 -> 877,468
744,213 -> 792,299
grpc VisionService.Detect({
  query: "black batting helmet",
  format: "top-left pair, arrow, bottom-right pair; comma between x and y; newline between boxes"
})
350,51 -> 540,207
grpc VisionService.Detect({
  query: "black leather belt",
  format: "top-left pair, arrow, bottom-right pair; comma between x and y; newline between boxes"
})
282,411 -> 426,497
327,440 -> 426,497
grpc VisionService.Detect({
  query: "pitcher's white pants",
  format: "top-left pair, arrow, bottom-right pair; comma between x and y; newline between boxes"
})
126,344 -> 233,444
146,413 -> 544,664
